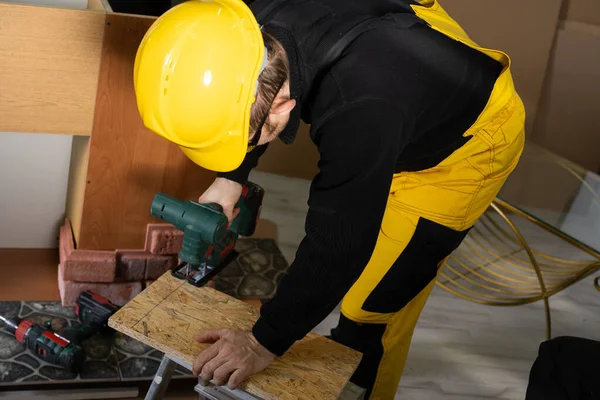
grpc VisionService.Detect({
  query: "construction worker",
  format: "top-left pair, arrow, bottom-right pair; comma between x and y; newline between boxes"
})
133,0 -> 526,398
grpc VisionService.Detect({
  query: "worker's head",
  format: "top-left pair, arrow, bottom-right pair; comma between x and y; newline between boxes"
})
133,0 -> 295,173
247,31 -> 295,151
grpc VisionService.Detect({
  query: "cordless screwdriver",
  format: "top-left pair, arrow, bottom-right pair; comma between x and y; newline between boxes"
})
0,315 -> 86,372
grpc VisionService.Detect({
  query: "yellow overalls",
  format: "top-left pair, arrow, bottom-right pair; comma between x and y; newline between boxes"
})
338,1 -> 526,398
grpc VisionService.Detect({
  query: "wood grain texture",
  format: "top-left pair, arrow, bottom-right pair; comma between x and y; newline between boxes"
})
78,13 -> 216,250
0,2 -> 105,135
109,273 -> 362,400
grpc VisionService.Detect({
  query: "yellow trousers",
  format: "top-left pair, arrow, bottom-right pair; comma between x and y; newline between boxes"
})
329,3 -> 527,398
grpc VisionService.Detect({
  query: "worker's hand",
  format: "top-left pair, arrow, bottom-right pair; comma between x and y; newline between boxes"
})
198,178 -> 243,222
192,330 -> 276,389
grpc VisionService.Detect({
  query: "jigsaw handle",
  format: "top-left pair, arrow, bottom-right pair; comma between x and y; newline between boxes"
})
150,182 -> 264,266
230,182 -> 264,237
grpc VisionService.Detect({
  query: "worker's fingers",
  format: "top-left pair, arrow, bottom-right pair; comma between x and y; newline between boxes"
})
192,343 -> 220,376
227,368 -> 248,390
212,361 -> 236,387
200,352 -> 228,383
195,330 -> 225,344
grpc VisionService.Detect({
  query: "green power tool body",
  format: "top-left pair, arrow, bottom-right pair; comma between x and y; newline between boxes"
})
150,182 -> 264,287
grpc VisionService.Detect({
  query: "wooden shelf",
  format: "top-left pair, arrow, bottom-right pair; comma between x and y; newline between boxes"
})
0,1 -> 105,136
1,2 -> 215,251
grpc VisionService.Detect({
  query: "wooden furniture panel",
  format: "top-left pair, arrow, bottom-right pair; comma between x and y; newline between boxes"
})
88,0 -> 112,12
66,136 -> 91,244
0,2 -> 105,135
109,272 -> 362,400
77,13 -> 216,250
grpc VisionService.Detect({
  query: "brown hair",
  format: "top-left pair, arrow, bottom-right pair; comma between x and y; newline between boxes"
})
249,32 -> 290,136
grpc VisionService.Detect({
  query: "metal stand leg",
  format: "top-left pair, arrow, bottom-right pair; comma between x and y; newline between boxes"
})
145,356 -> 177,400
543,297 -> 552,341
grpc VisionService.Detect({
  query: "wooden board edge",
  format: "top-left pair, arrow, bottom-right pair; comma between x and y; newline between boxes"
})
87,0 -> 112,12
65,136 -> 91,248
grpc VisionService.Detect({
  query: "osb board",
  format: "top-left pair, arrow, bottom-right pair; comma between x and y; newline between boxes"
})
0,2 -> 105,135
437,0 -> 562,134
77,13 -> 216,250
109,273 -> 362,400
565,0 -> 600,26
532,21 -> 600,173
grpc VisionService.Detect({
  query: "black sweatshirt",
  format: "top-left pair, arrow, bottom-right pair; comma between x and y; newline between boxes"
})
218,0 -> 504,356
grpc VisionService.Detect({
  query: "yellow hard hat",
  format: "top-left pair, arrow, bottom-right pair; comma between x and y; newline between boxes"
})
133,0 -> 266,172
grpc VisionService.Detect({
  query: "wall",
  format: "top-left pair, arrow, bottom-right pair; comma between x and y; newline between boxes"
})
0,0 -> 88,248
0,132 -> 73,248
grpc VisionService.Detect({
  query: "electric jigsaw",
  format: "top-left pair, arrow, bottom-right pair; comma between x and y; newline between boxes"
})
150,181 -> 264,287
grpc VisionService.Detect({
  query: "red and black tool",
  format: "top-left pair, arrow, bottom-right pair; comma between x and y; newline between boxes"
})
59,290 -> 120,344
0,315 -> 85,372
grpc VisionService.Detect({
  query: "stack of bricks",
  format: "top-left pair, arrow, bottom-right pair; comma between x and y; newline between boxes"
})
58,219 -> 184,307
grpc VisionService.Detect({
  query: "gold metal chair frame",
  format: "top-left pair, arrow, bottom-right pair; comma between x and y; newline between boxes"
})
437,159 -> 600,341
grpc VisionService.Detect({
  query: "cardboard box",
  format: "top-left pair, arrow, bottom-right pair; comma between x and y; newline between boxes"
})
565,0 -> 600,26
533,21 -> 600,173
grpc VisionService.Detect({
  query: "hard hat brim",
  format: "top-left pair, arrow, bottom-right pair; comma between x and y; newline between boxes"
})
178,132 -> 247,173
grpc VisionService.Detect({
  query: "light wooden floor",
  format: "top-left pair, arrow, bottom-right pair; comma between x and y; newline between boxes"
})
251,170 -> 600,400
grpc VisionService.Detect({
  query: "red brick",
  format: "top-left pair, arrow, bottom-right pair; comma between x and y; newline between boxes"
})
116,250 -> 147,281
146,255 -> 177,279
145,224 -> 183,255
58,265 -> 142,307
62,250 -> 116,282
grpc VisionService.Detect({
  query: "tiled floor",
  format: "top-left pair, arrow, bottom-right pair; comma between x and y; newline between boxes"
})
250,170 -> 600,400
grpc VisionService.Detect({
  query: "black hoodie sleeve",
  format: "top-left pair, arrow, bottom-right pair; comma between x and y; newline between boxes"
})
216,143 -> 269,184
251,99 -> 413,355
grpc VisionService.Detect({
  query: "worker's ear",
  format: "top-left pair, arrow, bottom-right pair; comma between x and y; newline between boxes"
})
270,98 -> 296,116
